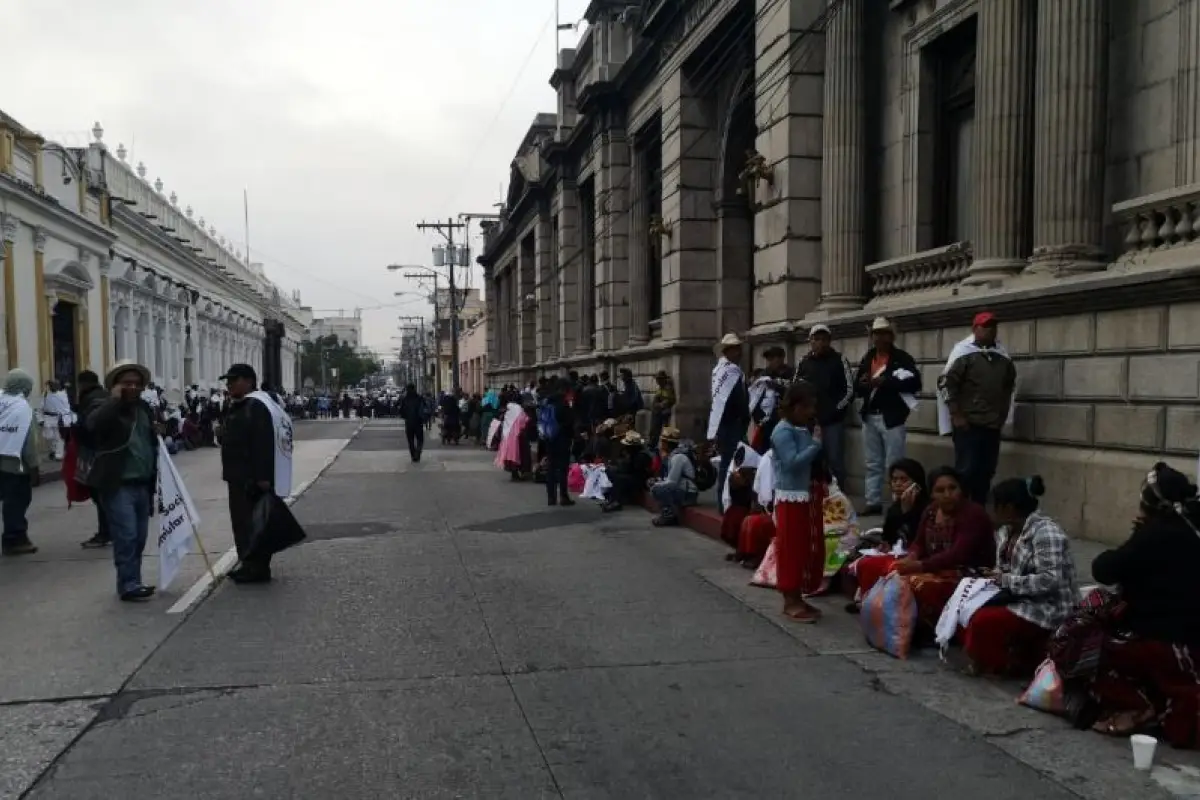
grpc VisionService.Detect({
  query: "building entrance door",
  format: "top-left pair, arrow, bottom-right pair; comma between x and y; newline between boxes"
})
52,301 -> 78,385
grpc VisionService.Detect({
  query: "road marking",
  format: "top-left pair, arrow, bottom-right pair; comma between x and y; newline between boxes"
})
166,422 -> 367,615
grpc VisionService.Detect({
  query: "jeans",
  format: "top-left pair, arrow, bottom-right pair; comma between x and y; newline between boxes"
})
953,424 -> 1003,504
103,484 -> 152,594
715,426 -> 744,513
405,423 -> 424,461
862,415 -> 907,507
651,482 -> 697,518
0,472 -> 33,545
544,437 -> 571,502
821,421 -> 846,489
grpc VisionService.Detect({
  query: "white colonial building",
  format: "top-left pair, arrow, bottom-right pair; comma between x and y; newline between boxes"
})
0,114 -> 307,404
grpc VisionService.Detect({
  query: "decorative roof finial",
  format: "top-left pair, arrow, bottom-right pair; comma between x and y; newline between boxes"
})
219,235 -> 226,246
198,216 -> 205,227
186,205 -> 193,218
169,191 -> 178,205
209,224 -> 216,236
136,162 -> 146,179
92,121 -> 104,143
116,143 -> 127,161
154,177 -> 163,193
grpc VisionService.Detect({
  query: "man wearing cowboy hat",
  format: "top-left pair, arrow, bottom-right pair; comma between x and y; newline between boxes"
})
81,360 -> 158,601
853,316 -> 921,514
794,324 -> 855,488
708,333 -> 750,512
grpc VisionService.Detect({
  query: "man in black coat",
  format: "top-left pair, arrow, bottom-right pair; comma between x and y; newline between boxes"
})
853,317 -> 922,514
219,364 -> 277,584
540,377 -> 576,507
74,370 -> 111,549
794,324 -> 855,488
399,384 -> 426,462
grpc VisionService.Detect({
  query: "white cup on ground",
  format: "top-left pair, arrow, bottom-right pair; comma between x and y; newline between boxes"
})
1131,734 -> 1158,771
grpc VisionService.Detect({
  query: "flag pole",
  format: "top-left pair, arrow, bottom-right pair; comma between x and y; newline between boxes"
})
243,188 -> 251,266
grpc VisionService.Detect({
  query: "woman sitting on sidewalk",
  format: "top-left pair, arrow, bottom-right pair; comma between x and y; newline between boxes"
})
1060,462 -> 1200,744
600,431 -> 654,512
649,427 -> 697,526
961,475 -> 1077,677
855,466 -> 995,630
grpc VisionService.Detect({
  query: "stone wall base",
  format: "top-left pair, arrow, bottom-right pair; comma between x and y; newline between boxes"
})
840,427 -> 1192,547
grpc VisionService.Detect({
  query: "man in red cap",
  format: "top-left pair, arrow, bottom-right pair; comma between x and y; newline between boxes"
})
938,311 -> 1017,504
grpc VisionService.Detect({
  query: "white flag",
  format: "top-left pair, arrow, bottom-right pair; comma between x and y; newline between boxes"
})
156,439 -> 201,590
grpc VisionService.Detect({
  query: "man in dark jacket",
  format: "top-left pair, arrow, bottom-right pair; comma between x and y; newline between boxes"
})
74,370 -> 111,549
399,384 -> 426,462
541,378 -> 577,507
83,361 -> 158,601
854,317 -> 922,514
219,364 -> 277,583
794,324 -> 855,488
942,311 -> 1017,504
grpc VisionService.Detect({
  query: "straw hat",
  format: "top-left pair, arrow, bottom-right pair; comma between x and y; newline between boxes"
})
660,426 -> 682,442
596,417 -> 617,433
104,359 -> 151,390
621,430 -> 644,446
713,332 -> 742,356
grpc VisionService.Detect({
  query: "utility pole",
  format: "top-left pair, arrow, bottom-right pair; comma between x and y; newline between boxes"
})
415,217 -> 466,393
403,271 -> 441,395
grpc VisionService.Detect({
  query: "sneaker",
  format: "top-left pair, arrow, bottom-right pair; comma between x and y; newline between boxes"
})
81,533 -> 111,549
2,541 -> 38,556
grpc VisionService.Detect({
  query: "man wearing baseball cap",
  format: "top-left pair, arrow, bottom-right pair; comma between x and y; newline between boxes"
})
939,311 -> 1017,504
794,324 -> 855,488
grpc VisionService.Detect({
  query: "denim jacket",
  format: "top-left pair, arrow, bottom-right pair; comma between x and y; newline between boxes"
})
770,420 -> 822,494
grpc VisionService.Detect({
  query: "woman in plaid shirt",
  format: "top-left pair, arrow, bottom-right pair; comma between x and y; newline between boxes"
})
961,475 -> 1078,676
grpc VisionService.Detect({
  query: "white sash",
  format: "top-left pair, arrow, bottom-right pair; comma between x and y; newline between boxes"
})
0,392 -> 33,459
935,335 -> 1016,436
249,391 -> 294,496
707,358 -> 743,440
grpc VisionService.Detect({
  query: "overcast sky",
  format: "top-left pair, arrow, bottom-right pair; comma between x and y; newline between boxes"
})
7,0 -> 587,352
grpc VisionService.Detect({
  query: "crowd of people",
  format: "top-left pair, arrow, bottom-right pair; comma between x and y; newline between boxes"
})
446,309 -> 1200,751
0,358 -> 297,599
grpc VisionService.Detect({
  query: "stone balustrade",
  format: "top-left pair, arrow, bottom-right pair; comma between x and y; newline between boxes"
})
866,242 -> 973,299
1113,184 -> 1200,254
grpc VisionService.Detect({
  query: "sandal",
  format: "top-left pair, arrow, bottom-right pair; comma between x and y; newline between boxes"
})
1092,709 -> 1156,736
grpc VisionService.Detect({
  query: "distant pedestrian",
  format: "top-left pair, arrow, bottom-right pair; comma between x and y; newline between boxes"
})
540,378 -> 575,507
0,368 -> 38,557
939,311 -> 1017,504
220,363 -> 291,584
83,360 -> 157,601
794,324 -> 854,489
399,384 -> 425,462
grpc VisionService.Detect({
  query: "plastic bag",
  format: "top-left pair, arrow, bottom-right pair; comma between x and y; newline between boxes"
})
751,540 -> 778,588
567,463 -> 585,495
248,493 -> 307,559
861,572 -> 918,659
1018,658 -> 1066,714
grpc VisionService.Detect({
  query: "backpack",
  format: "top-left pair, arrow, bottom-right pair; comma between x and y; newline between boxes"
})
537,399 -> 559,440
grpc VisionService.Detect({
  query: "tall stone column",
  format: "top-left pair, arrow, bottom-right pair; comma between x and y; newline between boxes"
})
1029,0 -> 1108,272
575,185 -> 595,354
818,0 -> 866,311
1178,0 -> 1200,184
626,146 -> 650,346
556,181 -> 579,355
966,0 -> 1035,283
595,128 -> 631,351
484,269 -> 498,370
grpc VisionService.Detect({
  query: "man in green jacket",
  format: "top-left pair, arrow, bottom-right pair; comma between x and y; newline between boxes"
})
83,360 -> 158,601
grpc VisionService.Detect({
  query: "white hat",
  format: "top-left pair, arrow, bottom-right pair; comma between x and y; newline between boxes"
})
714,333 -> 742,355
870,316 -> 893,331
808,324 -> 832,339
104,359 -> 152,390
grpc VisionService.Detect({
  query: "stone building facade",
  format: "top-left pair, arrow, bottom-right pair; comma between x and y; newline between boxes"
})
478,0 -> 1200,544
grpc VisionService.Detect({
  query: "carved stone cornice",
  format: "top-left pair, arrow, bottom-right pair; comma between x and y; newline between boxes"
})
1,214 -> 19,243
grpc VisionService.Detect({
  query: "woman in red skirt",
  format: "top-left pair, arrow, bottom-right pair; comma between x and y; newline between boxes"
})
769,383 -> 826,623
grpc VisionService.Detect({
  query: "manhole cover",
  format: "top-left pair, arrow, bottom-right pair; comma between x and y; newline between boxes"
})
302,521 -> 394,541
463,510 -> 587,533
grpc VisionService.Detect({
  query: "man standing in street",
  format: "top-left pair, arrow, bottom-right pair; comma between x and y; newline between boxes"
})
939,311 -> 1017,504
854,317 -> 921,514
794,324 -> 855,488
540,377 -> 576,507
707,333 -> 750,513
82,360 -> 157,601
399,384 -> 426,462
74,370 -> 111,549
219,364 -> 285,584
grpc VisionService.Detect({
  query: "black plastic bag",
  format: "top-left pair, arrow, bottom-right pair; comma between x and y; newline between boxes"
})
248,493 -> 307,558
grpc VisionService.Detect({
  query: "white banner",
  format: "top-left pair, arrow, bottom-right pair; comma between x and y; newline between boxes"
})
156,439 -> 201,590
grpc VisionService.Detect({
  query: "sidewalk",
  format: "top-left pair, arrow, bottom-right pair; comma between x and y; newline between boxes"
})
0,421 -> 362,704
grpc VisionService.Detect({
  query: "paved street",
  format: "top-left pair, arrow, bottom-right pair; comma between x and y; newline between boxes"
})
5,420 -> 1196,799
